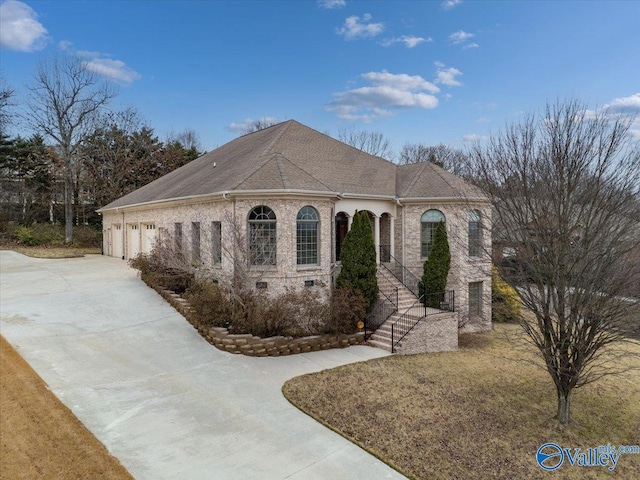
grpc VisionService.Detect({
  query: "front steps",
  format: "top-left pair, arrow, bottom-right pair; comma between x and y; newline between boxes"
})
369,267 -> 421,352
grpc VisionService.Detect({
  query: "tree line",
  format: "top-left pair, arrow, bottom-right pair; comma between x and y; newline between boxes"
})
0,56 -> 202,239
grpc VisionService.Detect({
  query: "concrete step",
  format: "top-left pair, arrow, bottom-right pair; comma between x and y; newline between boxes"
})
367,338 -> 392,352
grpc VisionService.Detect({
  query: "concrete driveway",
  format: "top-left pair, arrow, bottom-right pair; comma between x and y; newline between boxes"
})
0,251 -> 405,480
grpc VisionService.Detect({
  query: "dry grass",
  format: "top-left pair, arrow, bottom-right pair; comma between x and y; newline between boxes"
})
283,323 -> 640,479
0,245 -> 101,258
0,336 -> 133,480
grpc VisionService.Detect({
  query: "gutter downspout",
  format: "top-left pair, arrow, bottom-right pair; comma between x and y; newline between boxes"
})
396,199 -> 405,265
122,210 -> 125,260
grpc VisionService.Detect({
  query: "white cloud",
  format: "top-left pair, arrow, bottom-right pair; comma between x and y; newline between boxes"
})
476,117 -> 491,123
0,0 -> 48,52
83,58 -> 141,84
441,0 -> 463,10
602,92 -> 640,115
449,30 -> 474,44
381,35 -> 431,48
463,134 -> 487,143
434,62 -> 463,87
327,70 -> 439,121
58,41 -> 141,84
318,0 -> 346,8
227,117 -> 280,133
463,42 -> 479,49
336,13 -> 384,40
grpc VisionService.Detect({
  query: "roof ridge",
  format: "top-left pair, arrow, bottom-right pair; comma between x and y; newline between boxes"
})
429,162 -> 466,197
280,155 -> 335,192
400,163 -> 428,197
275,155 -> 291,189
260,120 -> 293,157
233,155 -> 283,190
229,123 -> 294,191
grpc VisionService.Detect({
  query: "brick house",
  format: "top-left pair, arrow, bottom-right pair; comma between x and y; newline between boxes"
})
98,120 -> 491,351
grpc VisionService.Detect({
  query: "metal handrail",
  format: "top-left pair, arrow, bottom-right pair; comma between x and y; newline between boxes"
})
391,290 -> 455,353
379,245 -> 421,297
364,288 -> 398,339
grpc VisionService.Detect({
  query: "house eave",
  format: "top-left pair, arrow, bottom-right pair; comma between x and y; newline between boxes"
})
96,189 -> 342,214
398,196 -> 491,204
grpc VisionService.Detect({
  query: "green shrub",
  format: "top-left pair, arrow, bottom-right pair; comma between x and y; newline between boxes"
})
492,266 -> 522,322
336,211 -> 378,310
419,221 -> 451,308
15,224 -> 64,246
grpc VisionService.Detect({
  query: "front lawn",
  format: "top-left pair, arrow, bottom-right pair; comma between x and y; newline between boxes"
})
283,323 -> 640,479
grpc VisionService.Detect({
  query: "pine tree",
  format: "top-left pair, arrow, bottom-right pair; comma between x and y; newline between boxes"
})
419,221 -> 450,308
336,211 -> 379,310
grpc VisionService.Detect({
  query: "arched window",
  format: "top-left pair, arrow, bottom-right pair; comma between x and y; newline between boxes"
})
468,210 -> 482,257
248,206 -> 276,266
421,209 -> 445,258
297,206 -> 319,265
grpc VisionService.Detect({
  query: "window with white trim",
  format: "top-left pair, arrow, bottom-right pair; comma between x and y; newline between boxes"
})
248,206 -> 276,266
468,210 -> 482,257
421,209 -> 445,258
297,206 -> 319,265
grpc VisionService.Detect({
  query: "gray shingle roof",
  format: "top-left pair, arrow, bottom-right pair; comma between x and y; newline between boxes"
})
99,120 -> 487,211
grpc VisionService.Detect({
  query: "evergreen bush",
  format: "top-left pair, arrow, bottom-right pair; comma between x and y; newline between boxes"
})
336,211 -> 379,310
419,221 -> 451,308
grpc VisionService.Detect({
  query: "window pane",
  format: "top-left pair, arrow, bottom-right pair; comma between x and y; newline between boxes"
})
297,206 -> 319,265
192,222 -> 201,263
469,281 -> 483,317
248,206 -> 277,266
212,221 -> 222,265
469,210 -> 481,257
421,210 -> 445,258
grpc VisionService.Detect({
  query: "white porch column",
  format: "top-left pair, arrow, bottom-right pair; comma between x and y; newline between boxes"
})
374,215 -> 380,264
347,215 -> 353,230
389,215 -> 395,260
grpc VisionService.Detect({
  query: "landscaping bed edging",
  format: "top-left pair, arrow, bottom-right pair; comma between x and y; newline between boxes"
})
144,277 -> 364,356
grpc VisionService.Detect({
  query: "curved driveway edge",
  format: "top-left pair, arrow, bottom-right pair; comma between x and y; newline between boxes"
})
0,251 -> 405,480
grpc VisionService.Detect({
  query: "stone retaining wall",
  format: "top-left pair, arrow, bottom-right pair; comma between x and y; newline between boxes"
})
147,279 -> 364,357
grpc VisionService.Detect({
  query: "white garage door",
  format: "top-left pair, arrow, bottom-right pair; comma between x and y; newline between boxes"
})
142,224 -> 157,254
128,224 -> 140,259
112,224 -> 123,259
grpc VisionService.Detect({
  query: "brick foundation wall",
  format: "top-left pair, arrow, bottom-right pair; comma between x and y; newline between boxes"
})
395,312 -> 458,354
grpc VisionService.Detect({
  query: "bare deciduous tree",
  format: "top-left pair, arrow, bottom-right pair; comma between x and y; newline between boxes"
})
337,127 -> 393,160
0,74 -> 15,134
470,99 -> 640,424
241,117 -> 279,135
27,54 -> 116,242
399,142 -> 471,176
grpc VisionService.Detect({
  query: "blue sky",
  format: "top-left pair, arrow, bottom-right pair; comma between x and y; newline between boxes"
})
1,0 -> 639,155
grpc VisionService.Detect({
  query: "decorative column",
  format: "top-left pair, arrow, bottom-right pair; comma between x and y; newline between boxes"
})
389,215 -> 395,261
374,215 -> 380,264
348,215 -> 353,230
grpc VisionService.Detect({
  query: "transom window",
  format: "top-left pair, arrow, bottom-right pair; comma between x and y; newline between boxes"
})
468,210 -> 482,257
248,206 -> 277,266
421,209 -> 445,258
297,206 -> 319,265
